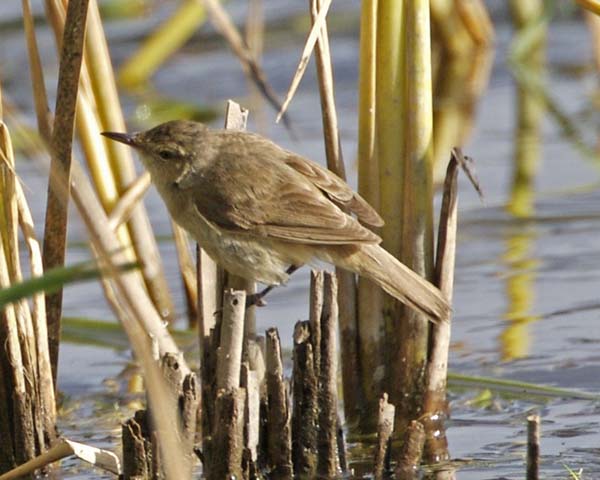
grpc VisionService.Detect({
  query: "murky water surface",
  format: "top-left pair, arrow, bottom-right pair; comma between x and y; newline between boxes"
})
2,1 -> 600,478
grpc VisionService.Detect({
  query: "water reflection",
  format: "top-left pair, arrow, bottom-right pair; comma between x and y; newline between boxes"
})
500,1 -> 547,362
500,226 -> 541,361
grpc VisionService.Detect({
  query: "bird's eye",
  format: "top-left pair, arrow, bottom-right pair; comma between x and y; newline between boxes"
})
158,149 -> 177,160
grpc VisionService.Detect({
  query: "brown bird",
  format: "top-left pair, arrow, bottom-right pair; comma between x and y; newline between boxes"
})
102,120 -> 449,321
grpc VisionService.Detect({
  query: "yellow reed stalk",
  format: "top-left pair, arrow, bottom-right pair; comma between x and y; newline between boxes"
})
430,0 -> 472,55
584,10 -> 600,72
119,0 -> 206,87
375,0 -> 407,426
376,0 -> 405,260
26,9 -> 190,476
394,0 -> 435,428
46,0 -> 176,320
575,0 -> 600,15
455,0 -> 494,46
0,122 -> 41,420
356,0 -> 382,425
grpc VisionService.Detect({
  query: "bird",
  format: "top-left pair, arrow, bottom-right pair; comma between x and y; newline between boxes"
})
102,120 -> 449,322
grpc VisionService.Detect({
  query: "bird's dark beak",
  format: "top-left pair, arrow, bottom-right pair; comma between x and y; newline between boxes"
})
101,131 -> 137,147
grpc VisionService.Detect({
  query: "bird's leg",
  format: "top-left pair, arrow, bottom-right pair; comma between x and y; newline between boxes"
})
246,265 -> 300,308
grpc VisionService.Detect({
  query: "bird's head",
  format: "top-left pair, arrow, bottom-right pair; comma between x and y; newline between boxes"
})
101,120 -> 209,178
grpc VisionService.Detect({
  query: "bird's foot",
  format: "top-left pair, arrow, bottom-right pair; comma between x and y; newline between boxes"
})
245,291 -> 269,308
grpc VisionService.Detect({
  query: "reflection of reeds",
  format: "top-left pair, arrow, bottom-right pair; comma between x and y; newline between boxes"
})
501,228 -> 540,361
508,0 -> 547,218
431,0 -> 494,184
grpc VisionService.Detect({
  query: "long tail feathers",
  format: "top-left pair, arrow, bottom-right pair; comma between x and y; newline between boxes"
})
342,244 -> 450,323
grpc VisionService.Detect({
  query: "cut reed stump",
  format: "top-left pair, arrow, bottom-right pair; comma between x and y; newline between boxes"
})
292,321 -> 318,477
202,289 -> 252,479
373,393 -> 395,479
209,388 -> 245,480
265,328 -> 293,478
395,420 -> 426,480
526,414 -> 540,480
241,362 -> 260,478
317,272 -> 341,478
122,353 -> 199,479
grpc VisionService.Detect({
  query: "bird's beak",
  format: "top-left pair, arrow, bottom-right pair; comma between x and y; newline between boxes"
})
101,131 -> 138,147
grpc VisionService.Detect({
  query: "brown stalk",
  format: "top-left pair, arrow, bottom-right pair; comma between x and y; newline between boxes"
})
265,328 -> 293,476
41,0 -> 90,384
423,150 -> 460,462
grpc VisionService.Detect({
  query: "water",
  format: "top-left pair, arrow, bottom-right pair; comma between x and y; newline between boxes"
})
2,2 -> 600,478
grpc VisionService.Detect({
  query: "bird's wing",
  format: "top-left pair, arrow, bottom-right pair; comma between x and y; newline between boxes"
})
188,133 -> 381,245
282,153 -> 384,227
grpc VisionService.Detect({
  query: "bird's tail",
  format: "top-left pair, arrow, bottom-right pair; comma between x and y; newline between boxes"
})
335,243 -> 450,323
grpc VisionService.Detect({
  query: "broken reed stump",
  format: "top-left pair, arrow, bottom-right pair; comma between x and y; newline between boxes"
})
122,353 -> 199,480
203,289 -> 251,480
526,414 -> 540,480
317,272 -> 341,478
194,272 -> 347,479
292,321 -> 318,477
291,271 -> 345,479
265,328 -> 293,478
395,420 -> 426,480
373,393 -> 395,480
241,362 -> 260,478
